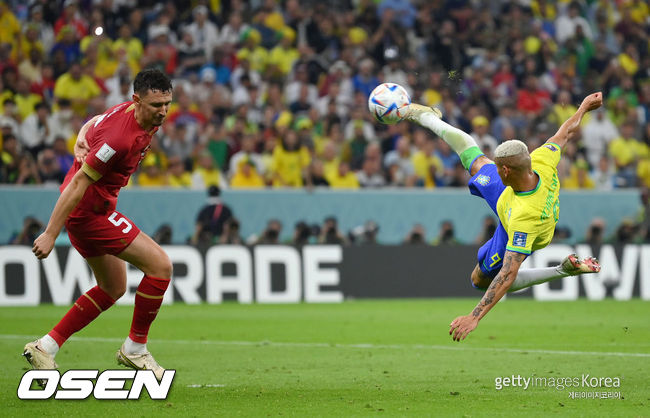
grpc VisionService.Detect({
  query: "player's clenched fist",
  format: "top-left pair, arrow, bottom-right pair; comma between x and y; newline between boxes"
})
32,232 -> 55,259
580,92 -> 603,112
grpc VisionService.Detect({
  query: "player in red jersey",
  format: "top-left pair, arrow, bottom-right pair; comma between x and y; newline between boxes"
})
24,69 -> 173,381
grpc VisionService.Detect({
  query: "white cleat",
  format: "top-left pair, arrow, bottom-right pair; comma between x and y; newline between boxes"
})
560,254 -> 601,275
23,340 -> 58,388
116,345 -> 165,380
406,103 -> 442,122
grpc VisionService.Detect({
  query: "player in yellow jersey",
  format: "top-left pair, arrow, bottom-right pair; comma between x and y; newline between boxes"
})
405,92 -> 604,341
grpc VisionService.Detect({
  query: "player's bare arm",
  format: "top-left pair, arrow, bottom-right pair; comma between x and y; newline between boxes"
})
546,92 -> 603,149
74,115 -> 101,163
449,251 -> 526,341
32,169 -> 95,259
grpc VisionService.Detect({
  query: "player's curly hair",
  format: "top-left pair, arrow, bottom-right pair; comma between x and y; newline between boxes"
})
133,68 -> 172,95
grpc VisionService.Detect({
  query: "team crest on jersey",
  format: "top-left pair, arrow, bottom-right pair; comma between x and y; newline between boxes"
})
476,174 -> 490,186
96,143 -> 116,163
543,144 -> 558,152
513,231 -> 527,247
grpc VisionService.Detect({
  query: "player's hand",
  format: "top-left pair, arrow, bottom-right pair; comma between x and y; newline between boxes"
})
580,92 -> 603,113
74,133 -> 90,163
449,315 -> 479,342
32,232 -> 56,259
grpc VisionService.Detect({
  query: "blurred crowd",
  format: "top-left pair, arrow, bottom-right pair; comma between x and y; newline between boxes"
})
0,0 -> 648,192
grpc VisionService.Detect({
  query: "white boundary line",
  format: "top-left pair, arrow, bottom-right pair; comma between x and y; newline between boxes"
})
2,334 -> 648,358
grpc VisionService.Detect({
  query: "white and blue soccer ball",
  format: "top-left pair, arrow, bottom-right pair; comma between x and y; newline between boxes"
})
368,83 -> 411,125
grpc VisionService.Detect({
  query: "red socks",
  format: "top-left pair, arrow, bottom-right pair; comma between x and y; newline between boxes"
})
129,275 -> 170,344
49,286 -> 115,347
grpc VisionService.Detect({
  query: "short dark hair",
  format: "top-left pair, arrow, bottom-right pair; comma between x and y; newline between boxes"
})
133,68 -> 172,96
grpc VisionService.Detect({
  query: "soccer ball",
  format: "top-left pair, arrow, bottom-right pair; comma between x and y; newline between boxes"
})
368,83 -> 411,125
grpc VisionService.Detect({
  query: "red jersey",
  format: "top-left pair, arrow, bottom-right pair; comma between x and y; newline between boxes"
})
61,102 -> 158,214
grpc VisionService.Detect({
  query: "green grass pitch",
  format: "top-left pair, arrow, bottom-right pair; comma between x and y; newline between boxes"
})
1,299 -> 649,417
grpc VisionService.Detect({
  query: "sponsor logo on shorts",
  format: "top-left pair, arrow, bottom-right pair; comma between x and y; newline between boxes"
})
96,143 -> 116,163
513,231 -> 527,247
476,174 -> 490,186
543,144 -> 558,152
17,369 -> 175,400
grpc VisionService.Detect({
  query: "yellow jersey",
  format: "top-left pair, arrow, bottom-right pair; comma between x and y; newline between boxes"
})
496,143 -> 561,255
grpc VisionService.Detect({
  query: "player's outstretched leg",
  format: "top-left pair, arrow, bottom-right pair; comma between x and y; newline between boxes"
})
116,232 -> 172,380
406,103 -> 485,172
508,254 -> 601,292
23,281 -> 117,386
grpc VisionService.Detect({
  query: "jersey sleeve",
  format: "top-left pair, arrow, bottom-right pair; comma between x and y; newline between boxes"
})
505,214 -> 538,255
82,123 -> 128,181
531,142 -> 562,168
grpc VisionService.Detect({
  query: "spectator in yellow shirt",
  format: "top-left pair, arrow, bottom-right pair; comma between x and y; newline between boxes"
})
327,161 -> 360,189
192,151 -> 226,189
231,158 -> 266,188
270,130 -> 311,187
0,2 -> 20,55
53,61 -> 101,116
562,158 -> 595,189
113,24 -> 144,76
238,28 -> 268,73
411,137 -> 443,188
137,155 -> 167,187
167,156 -> 192,188
267,26 -> 299,77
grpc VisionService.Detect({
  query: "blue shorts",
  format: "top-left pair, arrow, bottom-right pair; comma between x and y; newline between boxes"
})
468,164 -> 509,279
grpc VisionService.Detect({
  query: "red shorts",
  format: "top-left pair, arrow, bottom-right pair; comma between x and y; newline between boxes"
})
66,210 -> 141,258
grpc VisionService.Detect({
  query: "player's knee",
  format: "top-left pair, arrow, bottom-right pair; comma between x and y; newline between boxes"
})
100,282 -> 126,300
156,252 -> 173,279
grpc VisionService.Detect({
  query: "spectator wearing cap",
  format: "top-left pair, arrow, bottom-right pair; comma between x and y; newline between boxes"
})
142,24 -> 177,75
112,24 -> 144,76
236,29 -> 268,74
27,5 -> 55,53
229,134 -> 264,179
53,61 -> 101,116
20,102 -> 51,156
137,154 -> 167,187
54,0 -> 88,40
270,130 -> 311,187
185,5 -> 220,61
267,26 -> 299,77
470,116 -> 498,158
